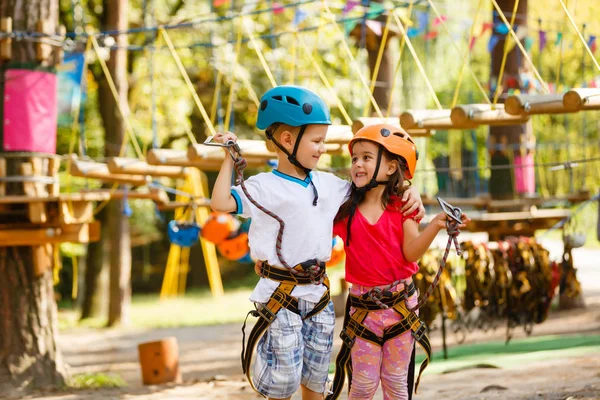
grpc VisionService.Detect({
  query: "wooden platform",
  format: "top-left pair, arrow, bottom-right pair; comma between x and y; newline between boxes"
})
422,191 -> 591,211
69,155 -> 149,186
0,221 -> 100,246
465,209 -> 570,240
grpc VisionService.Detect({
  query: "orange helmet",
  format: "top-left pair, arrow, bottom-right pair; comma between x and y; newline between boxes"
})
349,124 -> 418,179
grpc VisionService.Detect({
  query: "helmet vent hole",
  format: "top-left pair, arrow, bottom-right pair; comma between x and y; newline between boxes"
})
380,128 -> 391,137
272,95 -> 283,101
286,96 -> 300,106
260,100 -> 268,111
302,103 -> 313,114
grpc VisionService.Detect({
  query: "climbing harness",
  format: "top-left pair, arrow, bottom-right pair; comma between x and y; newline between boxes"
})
326,197 -> 463,400
203,136 -> 330,397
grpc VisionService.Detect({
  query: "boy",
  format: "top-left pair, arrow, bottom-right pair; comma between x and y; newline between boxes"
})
211,85 -> 423,400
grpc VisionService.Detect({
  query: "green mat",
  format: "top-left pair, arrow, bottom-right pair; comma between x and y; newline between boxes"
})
417,334 -> 600,375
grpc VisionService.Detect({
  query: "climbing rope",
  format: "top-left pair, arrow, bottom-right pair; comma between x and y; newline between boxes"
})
204,137 -> 324,284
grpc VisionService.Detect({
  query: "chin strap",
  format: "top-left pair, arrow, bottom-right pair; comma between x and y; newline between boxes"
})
267,125 -> 319,206
346,147 -> 388,245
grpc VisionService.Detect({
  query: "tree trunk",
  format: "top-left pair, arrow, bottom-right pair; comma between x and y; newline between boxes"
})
488,0 -> 529,200
0,1 -> 66,395
97,0 -> 132,327
80,209 -> 109,320
365,1 -> 392,114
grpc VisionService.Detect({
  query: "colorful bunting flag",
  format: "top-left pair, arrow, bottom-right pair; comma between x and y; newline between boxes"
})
366,2 -> 386,19
272,2 -> 284,15
343,0 -> 359,15
469,36 -> 477,51
539,30 -> 547,51
432,15 -> 447,27
588,35 -> 597,53
555,32 -> 563,46
488,34 -> 501,52
213,0 -> 229,7
524,36 -> 534,52
293,8 -> 308,26
424,31 -> 438,40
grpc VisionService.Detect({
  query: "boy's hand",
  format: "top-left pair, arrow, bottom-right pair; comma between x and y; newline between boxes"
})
213,131 -> 238,145
431,212 -> 470,230
401,186 -> 426,219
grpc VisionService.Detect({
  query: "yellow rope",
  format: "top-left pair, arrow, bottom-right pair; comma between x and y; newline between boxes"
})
225,29 -> 244,131
90,35 -> 144,158
489,0 -> 549,94
243,18 -> 277,88
386,1 -> 414,118
298,35 -> 353,126
444,0 -> 486,108
160,27 -> 212,139
392,11 -> 443,110
363,11 -> 393,117
239,72 -> 261,107
492,0 -> 520,107
210,72 -> 223,127
557,0 -> 600,73
322,1 -> 385,118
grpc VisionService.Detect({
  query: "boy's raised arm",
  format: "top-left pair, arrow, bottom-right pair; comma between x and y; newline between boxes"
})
210,133 -> 239,213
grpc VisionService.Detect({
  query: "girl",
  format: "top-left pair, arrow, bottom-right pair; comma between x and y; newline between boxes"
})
331,124 -> 469,400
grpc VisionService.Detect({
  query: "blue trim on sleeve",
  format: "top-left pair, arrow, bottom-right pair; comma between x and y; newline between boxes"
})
231,189 -> 243,214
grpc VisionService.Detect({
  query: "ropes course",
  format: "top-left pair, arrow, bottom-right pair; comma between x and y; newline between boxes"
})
2,0 -> 599,300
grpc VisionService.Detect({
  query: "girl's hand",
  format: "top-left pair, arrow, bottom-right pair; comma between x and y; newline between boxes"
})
401,186 -> 426,219
213,131 -> 238,145
432,211 -> 471,231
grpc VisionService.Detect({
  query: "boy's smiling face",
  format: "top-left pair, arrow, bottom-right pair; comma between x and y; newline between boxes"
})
277,124 -> 328,170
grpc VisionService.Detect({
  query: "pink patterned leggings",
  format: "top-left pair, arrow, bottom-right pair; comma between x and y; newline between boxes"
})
348,282 -> 418,400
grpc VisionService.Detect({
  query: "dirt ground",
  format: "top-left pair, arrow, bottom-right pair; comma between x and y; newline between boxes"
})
17,241 -> 600,400
16,295 -> 600,400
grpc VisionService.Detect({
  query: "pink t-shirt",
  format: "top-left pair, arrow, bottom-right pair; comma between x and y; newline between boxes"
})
333,197 -> 420,287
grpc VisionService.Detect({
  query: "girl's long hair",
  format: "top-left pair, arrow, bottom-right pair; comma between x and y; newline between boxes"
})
336,144 -> 410,223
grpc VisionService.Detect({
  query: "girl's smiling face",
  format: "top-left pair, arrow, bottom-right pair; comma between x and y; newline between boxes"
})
350,140 -> 397,188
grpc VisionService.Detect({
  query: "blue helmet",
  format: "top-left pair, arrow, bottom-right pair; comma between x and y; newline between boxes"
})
256,85 -> 331,130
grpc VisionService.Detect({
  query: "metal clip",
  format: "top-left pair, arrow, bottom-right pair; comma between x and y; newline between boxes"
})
204,135 -> 243,162
437,197 -> 463,224
412,321 -> 428,342
340,330 -> 356,348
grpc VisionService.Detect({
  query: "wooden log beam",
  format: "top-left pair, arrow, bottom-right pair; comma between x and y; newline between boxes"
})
451,104 -> 530,126
400,109 -> 477,130
351,117 -> 432,137
146,149 -> 194,167
563,88 -> 600,112
505,93 -> 570,115
156,198 -> 211,211
79,188 -> 170,204
68,155 -> 148,186
108,157 -> 189,179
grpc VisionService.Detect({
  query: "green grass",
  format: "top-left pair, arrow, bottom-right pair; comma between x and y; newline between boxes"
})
59,288 -> 256,330
67,373 -> 127,389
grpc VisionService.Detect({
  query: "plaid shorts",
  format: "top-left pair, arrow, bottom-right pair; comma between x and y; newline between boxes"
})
253,299 -> 335,398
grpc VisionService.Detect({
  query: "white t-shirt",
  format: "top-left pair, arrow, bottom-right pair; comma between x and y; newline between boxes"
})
232,170 -> 350,303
